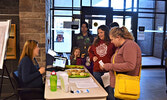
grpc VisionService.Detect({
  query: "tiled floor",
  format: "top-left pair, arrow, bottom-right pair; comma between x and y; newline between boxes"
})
139,68 -> 167,100
142,56 -> 162,66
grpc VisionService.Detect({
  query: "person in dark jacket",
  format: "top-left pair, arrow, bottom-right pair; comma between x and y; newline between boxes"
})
72,21 -> 94,58
18,40 -> 45,99
72,22 -> 94,74
109,22 -> 119,29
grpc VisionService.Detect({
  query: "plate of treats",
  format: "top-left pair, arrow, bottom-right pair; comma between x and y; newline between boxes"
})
66,69 -> 90,78
65,65 -> 84,69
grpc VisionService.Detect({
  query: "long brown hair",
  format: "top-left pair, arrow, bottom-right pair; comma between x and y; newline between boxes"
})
19,40 -> 38,64
109,26 -> 134,40
93,25 -> 110,46
71,47 -> 80,58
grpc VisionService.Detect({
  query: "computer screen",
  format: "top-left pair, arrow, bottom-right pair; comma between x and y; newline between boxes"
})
53,56 -> 66,68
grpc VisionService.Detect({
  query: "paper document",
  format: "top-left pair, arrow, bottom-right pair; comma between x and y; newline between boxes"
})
69,77 -> 98,88
69,77 -> 94,83
101,72 -> 110,88
75,82 -> 99,88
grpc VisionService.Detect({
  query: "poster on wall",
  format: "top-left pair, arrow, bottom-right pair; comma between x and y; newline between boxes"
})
55,30 -> 64,42
54,30 -> 72,52
6,24 -> 16,59
0,20 -> 11,69
56,34 -> 64,42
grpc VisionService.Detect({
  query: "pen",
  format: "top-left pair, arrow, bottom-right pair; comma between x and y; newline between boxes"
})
81,89 -> 89,93
70,87 -> 89,93
70,86 -> 81,94
70,90 -> 81,94
70,89 -> 89,93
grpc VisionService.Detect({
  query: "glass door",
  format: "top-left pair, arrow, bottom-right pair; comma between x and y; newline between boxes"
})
112,11 -> 138,42
85,15 -> 106,35
80,6 -> 138,42
81,6 -> 113,34
81,7 -> 138,42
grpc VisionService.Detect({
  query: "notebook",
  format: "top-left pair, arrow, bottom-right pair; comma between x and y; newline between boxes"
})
46,56 -> 67,71
48,49 -> 58,57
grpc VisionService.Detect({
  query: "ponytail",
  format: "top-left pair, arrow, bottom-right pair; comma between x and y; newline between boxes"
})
109,26 -> 134,40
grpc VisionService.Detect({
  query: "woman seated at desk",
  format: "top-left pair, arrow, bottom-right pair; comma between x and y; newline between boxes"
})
17,40 -> 45,99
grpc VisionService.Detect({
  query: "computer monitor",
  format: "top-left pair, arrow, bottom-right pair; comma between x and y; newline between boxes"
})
53,56 -> 67,69
46,56 -> 67,72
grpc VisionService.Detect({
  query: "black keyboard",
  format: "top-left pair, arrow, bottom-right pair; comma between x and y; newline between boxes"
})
46,67 -> 65,72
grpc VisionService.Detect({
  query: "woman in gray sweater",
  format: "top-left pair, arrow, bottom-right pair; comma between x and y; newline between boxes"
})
101,26 -> 142,100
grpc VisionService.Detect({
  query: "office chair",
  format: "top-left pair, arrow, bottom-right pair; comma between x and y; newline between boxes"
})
10,71 -> 44,100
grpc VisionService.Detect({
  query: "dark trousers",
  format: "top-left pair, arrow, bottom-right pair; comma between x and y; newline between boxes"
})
19,84 -> 45,100
93,72 -> 104,87
105,86 -> 115,100
93,72 -> 116,100
108,87 -> 123,100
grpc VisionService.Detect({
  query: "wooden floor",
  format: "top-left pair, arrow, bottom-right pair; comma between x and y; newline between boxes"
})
1,68 -> 167,100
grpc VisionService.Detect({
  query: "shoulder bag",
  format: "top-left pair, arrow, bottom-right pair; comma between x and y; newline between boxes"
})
113,50 -> 141,99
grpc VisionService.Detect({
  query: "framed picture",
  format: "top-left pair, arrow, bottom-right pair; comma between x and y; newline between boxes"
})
56,34 -> 64,42
6,24 -> 16,59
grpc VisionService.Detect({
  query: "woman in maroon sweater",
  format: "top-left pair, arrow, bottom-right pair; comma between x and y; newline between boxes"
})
89,25 -> 116,100
101,26 -> 142,100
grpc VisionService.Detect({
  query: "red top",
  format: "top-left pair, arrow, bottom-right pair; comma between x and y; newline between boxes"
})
70,56 -> 83,65
76,58 -> 82,65
89,40 -> 116,72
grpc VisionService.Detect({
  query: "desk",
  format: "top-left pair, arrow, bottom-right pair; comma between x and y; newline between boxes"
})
44,69 -> 108,100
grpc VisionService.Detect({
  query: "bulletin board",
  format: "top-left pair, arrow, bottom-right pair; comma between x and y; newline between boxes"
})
6,24 -> 16,59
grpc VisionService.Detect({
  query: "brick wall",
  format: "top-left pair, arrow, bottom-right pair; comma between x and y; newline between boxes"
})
19,0 -> 46,67
0,0 -> 20,95
0,0 -> 19,70
0,0 -> 47,97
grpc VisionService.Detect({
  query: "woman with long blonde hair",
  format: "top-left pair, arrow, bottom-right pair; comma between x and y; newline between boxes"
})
17,40 -> 45,99
18,40 -> 45,87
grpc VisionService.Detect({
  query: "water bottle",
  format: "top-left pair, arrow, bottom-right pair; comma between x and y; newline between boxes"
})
50,71 -> 57,91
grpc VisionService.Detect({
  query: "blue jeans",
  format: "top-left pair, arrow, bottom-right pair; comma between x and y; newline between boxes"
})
105,86 -> 115,100
93,72 -> 104,87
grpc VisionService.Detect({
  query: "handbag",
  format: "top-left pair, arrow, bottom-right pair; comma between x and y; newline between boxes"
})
113,50 -> 141,99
